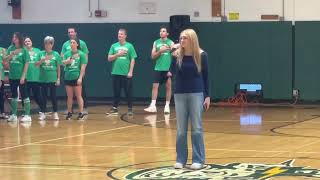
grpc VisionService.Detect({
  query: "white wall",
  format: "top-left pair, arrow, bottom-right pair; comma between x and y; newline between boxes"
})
0,0 -> 217,23
223,0 -> 320,22
1,0 -> 320,23
224,0 -> 284,21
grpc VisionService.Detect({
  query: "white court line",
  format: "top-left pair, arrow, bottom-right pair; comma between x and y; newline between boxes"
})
28,144 -> 320,154
0,124 -> 140,151
202,120 -> 300,123
294,139 -> 320,151
0,117 -> 169,151
0,165 -> 106,171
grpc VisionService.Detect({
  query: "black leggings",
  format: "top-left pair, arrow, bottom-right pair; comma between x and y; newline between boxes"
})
112,75 -> 132,109
10,79 -> 29,99
27,82 -> 42,109
40,83 -> 58,112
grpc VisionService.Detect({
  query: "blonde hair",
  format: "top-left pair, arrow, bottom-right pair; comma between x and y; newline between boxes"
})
177,29 -> 201,72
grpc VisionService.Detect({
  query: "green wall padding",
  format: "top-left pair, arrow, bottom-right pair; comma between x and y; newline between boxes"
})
0,22 -> 293,100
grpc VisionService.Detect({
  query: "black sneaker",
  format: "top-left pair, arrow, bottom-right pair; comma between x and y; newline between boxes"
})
66,112 -> 72,120
127,108 -> 133,116
106,107 -> 118,115
77,112 -> 86,120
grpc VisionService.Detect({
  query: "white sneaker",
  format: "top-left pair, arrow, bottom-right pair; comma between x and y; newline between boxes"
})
144,105 -> 157,113
174,162 -> 184,169
53,112 -> 59,120
20,115 -> 32,122
7,115 -> 18,122
190,163 -> 204,170
39,112 -> 46,121
164,105 -> 170,114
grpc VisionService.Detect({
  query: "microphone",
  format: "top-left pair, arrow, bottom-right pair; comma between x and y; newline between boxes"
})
170,43 -> 180,53
170,47 -> 178,53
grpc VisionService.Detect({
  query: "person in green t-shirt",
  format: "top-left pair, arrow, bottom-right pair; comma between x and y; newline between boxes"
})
106,28 -> 137,116
24,36 -> 42,112
36,36 -> 61,121
0,47 -> 8,119
62,38 -> 87,120
61,27 -> 89,114
144,26 -> 174,114
3,32 -> 31,122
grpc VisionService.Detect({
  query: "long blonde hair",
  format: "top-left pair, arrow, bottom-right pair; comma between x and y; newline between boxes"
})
177,29 -> 202,72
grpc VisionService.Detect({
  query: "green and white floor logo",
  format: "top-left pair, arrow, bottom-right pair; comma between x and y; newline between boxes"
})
124,160 -> 320,179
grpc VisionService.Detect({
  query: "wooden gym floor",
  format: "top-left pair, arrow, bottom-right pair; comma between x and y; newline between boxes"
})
0,104 -> 320,179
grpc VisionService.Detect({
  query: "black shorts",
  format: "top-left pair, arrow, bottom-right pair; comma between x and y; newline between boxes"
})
153,71 -> 170,84
64,80 -> 78,86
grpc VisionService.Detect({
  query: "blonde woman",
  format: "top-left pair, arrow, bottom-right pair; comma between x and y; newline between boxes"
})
169,29 -> 210,170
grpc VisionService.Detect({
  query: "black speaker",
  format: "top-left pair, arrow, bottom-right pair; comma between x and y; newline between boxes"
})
169,15 -> 191,41
8,0 -> 21,7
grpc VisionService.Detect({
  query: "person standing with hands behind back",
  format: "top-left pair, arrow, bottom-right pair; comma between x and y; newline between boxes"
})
169,29 -> 210,170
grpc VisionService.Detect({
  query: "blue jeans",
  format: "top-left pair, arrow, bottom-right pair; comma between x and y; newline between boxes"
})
174,92 -> 205,165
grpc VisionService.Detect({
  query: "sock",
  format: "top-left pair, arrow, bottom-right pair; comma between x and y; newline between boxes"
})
165,101 -> 170,106
11,98 -> 18,115
151,100 -> 156,106
23,98 -> 31,116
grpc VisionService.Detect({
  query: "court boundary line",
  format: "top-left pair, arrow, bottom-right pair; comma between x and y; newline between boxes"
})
0,113 -> 170,152
27,143 -> 320,154
121,112 -> 320,138
0,165 -> 107,171
270,116 -> 320,138
0,123 -> 140,151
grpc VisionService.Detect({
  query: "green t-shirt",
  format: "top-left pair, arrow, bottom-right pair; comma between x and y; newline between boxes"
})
26,47 -> 41,82
61,39 -> 89,55
108,42 -> 137,76
63,50 -> 88,80
154,38 -> 173,71
0,47 -> 6,81
38,51 -> 61,83
6,45 -> 30,80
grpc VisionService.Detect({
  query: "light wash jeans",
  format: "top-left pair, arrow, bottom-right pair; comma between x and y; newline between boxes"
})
174,92 -> 205,165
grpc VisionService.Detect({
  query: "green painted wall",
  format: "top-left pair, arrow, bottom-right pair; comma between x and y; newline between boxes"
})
0,22 -> 293,100
295,22 -> 320,100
